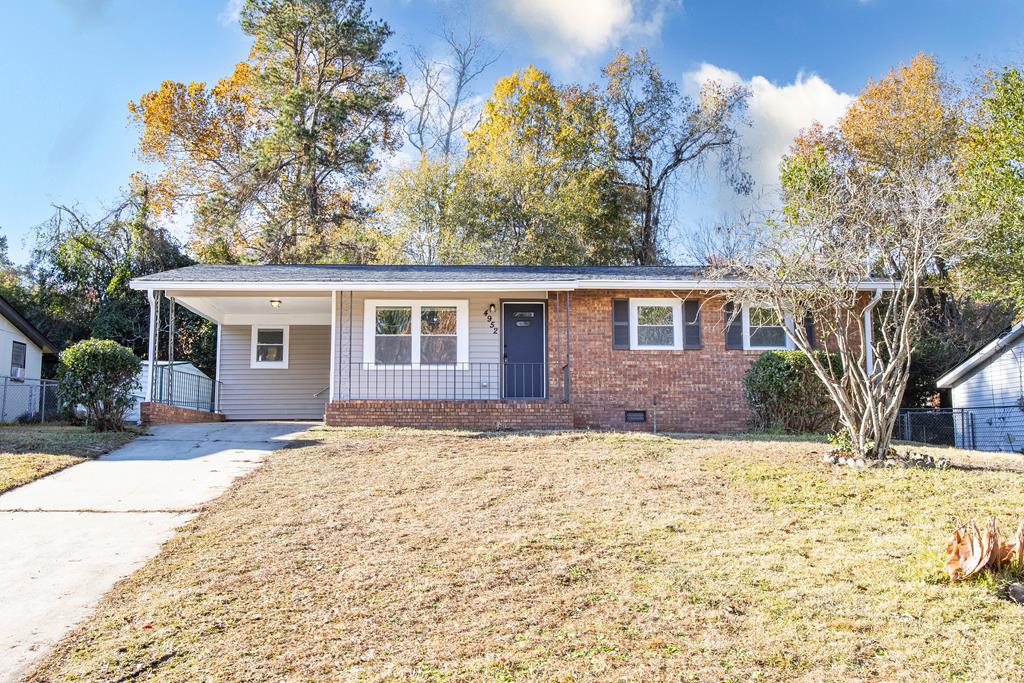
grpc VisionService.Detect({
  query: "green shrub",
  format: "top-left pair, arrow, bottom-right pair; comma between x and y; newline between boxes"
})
743,350 -> 842,434
57,339 -> 141,431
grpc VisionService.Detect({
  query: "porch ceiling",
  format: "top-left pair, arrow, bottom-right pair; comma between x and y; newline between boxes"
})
165,290 -> 332,325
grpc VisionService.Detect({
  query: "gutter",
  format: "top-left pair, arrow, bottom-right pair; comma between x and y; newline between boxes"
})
128,278 -> 900,293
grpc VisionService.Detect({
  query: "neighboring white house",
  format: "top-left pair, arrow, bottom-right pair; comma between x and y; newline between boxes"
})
0,295 -> 58,422
936,322 -> 1024,452
126,360 -> 215,423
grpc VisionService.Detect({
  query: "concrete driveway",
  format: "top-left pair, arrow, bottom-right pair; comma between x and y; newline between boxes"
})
0,421 -> 314,683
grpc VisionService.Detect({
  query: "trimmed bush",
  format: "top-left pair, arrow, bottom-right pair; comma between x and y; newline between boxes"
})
58,339 -> 141,431
743,350 -> 841,434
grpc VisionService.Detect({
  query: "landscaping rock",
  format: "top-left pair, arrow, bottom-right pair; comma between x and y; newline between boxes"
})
1009,583 -> 1024,605
825,449 -> 948,470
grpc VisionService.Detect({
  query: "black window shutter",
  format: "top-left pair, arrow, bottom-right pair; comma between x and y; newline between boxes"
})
683,300 -> 702,349
803,314 -> 815,349
612,299 -> 629,349
724,302 -> 744,350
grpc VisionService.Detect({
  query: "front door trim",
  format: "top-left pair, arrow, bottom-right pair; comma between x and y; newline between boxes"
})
500,299 -> 548,400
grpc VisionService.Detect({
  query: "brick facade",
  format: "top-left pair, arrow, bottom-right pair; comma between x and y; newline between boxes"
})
320,288 -> 855,432
558,290 -> 756,432
325,400 -> 573,430
140,402 -> 226,425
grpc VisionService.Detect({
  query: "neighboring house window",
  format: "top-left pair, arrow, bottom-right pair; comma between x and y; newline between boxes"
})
363,300 -> 469,366
250,326 -> 289,369
628,298 -> 683,350
11,341 -> 27,376
742,304 -> 793,351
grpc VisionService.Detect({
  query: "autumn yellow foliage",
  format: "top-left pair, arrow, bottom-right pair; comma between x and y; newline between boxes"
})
839,53 -> 960,170
128,62 -> 260,217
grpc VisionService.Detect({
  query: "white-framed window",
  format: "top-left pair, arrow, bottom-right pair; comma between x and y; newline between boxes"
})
629,298 -> 683,350
11,341 -> 26,370
250,325 -> 289,369
363,299 -> 469,367
742,304 -> 794,351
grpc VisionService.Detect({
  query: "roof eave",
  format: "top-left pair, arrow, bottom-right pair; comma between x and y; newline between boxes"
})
0,295 -> 58,354
129,278 -> 897,292
936,322 -> 1024,389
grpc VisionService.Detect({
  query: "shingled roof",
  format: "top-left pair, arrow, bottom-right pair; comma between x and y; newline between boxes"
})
131,264 -> 708,284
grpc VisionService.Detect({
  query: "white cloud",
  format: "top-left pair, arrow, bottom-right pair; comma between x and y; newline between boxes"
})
680,63 -> 853,218
219,0 -> 244,26
487,0 -> 671,68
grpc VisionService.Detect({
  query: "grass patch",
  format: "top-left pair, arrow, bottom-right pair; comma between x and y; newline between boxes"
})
0,424 -> 137,493
25,429 -> 1024,682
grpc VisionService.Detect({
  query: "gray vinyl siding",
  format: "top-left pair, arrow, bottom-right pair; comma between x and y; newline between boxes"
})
219,324 -> 330,420
334,291 -> 545,400
949,334 -> 1024,451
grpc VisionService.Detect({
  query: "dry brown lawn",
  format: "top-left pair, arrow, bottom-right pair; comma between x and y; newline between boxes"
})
0,424 -> 137,494
26,428 -> 1024,682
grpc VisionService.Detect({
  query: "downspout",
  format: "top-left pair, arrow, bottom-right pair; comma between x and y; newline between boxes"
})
863,288 -> 883,375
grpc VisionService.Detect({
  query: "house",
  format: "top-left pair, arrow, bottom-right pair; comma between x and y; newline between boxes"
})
125,360 -> 215,423
936,322 -> 1024,452
129,264 -> 889,431
0,294 -> 58,422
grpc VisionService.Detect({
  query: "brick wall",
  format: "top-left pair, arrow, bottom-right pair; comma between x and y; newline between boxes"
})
325,400 -> 573,430
562,290 -> 757,433
140,402 -> 226,425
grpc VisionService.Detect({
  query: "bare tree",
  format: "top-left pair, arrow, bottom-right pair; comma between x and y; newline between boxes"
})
402,23 -> 498,161
602,49 -> 752,265
382,22 -> 498,265
716,160 -> 988,459
684,215 -> 757,266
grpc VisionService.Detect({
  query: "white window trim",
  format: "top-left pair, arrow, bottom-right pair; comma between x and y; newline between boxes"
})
250,324 -> 290,369
742,303 -> 795,351
362,299 -> 470,369
628,298 -> 683,351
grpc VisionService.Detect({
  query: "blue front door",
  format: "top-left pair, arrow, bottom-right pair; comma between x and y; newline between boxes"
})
502,302 -> 546,399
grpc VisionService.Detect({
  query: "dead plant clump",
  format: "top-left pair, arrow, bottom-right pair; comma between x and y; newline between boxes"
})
945,518 -> 1024,592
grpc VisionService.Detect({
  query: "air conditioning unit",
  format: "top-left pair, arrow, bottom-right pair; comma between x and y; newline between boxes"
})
10,367 -> 25,381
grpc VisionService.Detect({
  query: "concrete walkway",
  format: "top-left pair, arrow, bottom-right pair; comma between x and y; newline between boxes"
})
0,421 -> 313,683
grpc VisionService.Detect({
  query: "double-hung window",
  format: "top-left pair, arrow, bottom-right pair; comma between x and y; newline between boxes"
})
10,341 -> 26,380
250,326 -> 289,368
373,307 -> 413,364
742,304 -> 793,351
628,298 -> 683,350
420,306 -> 458,364
364,300 -> 468,367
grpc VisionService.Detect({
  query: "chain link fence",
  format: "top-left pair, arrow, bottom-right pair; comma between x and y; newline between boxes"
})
0,377 -> 61,423
898,405 -> 1024,452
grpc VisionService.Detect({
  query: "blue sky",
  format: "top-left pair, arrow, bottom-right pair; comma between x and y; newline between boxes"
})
2,0 -> 1024,266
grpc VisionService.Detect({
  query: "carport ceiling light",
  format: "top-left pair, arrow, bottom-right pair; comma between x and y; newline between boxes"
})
270,299 -> 282,308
